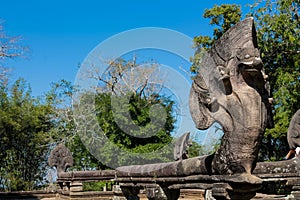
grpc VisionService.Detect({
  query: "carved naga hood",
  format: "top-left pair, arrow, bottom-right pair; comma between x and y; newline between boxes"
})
190,17 -> 273,175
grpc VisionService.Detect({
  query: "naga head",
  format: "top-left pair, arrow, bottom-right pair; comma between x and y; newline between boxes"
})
190,17 -> 271,130
190,17 -> 273,175
235,45 -> 267,91
49,143 -> 74,174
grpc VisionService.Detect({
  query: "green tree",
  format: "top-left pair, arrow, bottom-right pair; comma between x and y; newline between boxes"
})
43,80 -> 98,171
0,22 -> 51,191
96,92 -> 174,153
192,1 -> 300,161
188,141 -> 206,157
68,58 -> 176,170
0,79 -> 53,191
250,0 -> 300,160
191,4 -> 242,73
45,79 -> 76,143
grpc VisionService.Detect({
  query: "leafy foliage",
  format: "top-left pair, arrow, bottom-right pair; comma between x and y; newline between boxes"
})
83,181 -> 114,191
203,4 -> 242,40
188,141 -> 206,157
0,23 -> 52,191
66,58 -> 177,170
191,4 -> 242,73
45,79 -> 76,144
97,93 -> 173,148
0,79 -> 53,191
250,0 -> 300,160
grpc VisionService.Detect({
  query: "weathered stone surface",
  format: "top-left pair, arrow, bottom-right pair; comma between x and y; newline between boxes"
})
120,186 -> 140,200
116,155 -> 213,177
70,181 -> 83,192
287,109 -> 300,150
212,183 -> 232,200
189,17 -> 272,176
48,143 -> 73,173
174,132 -> 191,161
58,170 -> 116,181
254,156 -> 300,177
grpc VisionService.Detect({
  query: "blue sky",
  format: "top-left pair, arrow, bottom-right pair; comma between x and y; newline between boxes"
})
1,0 -> 253,96
1,0 -> 253,146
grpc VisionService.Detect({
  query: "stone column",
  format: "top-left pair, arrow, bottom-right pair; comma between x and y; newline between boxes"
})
211,183 -> 231,200
113,185 -> 140,200
121,186 -> 140,200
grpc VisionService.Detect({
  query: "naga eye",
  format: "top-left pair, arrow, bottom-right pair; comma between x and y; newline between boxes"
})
244,54 -> 251,59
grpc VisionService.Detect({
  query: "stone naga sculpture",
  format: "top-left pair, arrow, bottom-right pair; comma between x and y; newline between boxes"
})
116,18 -> 272,189
190,17 -> 273,175
49,143 -> 74,174
173,132 -> 191,161
285,109 -> 300,159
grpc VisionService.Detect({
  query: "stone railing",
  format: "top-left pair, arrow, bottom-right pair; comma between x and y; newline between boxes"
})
50,144 -> 300,200
49,18 -> 300,200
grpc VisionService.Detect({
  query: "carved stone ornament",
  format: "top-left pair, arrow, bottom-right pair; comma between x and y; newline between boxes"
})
48,143 -> 74,173
173,132 -> 190,161
189,17 -> 273,175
